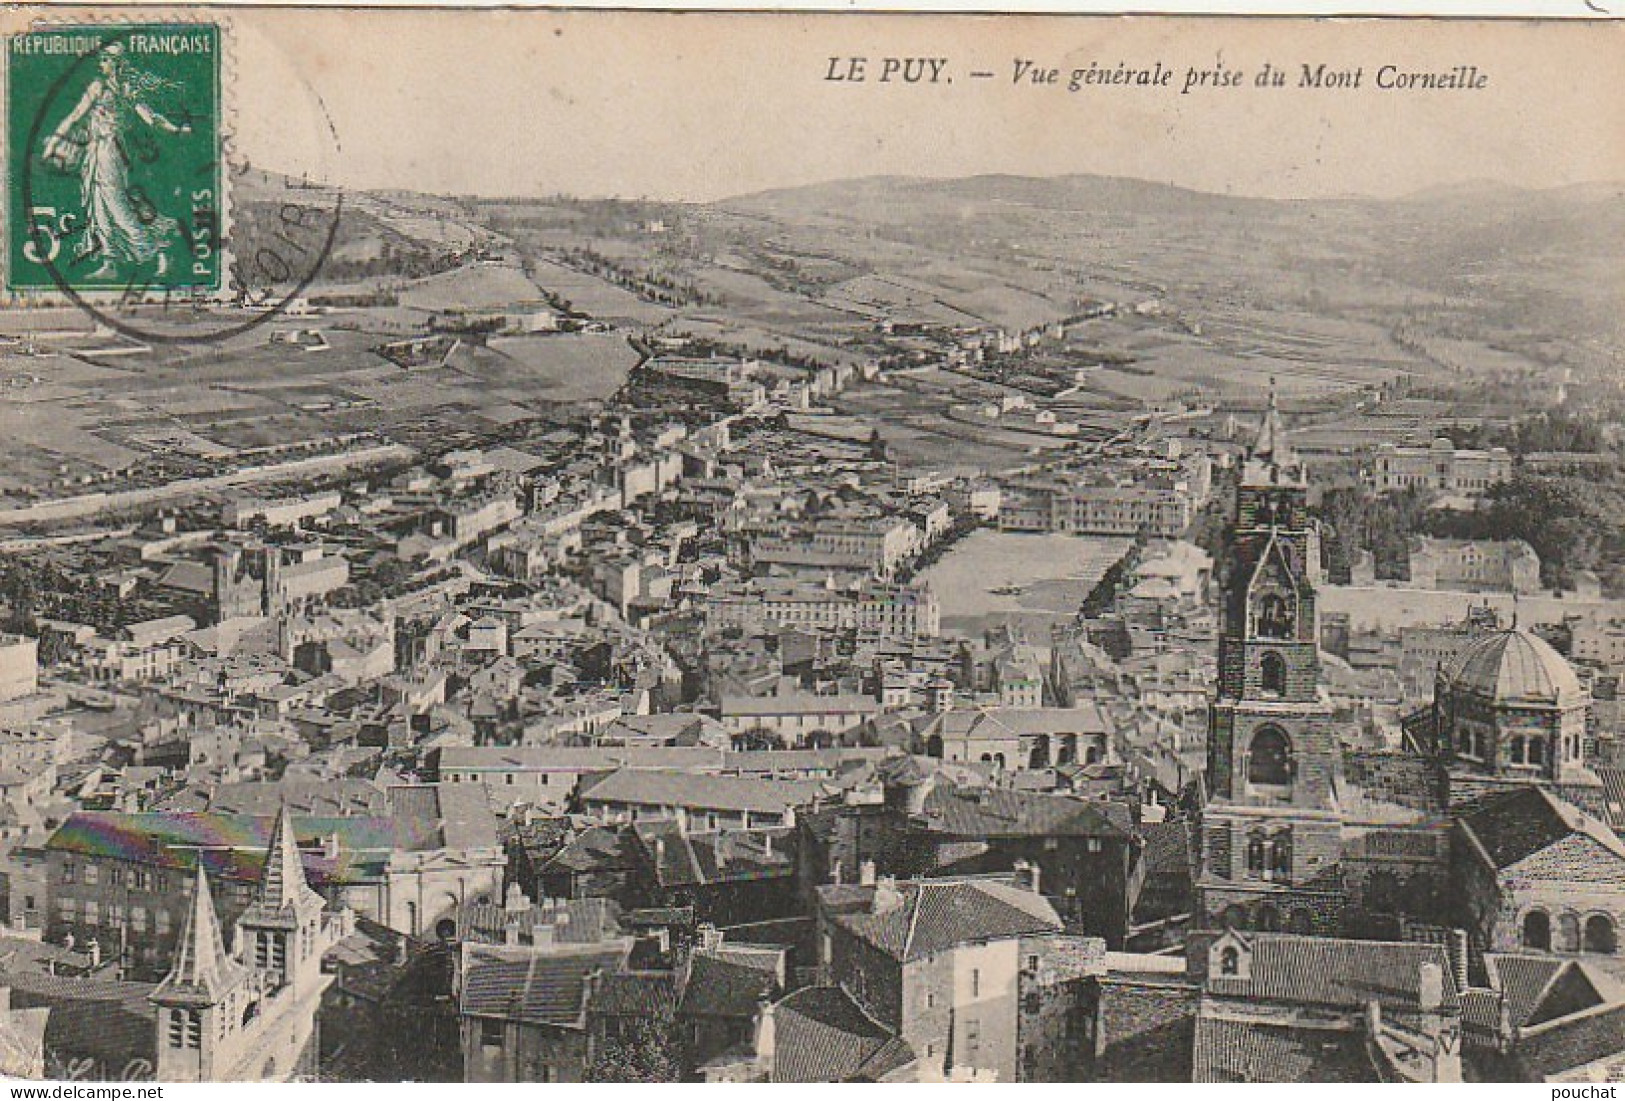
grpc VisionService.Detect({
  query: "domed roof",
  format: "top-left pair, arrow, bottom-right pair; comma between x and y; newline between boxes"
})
1442,628 -> 1586,708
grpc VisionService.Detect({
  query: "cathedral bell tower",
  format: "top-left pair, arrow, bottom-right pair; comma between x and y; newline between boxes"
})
1198,383 -> 1345,933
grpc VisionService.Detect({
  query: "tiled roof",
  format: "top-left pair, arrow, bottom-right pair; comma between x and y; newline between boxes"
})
204,780 -> 392,817
542,825 -> 632,875
770,985 -> 912,1083
1193,1016 -> 1376,1083
587,971 -> 675,1019
822,878 -> 1061,963
679,953 -> 779,1020
1207,935 -> 1460,1012
0,970 -> 156,1072
1487,954 -> 1568,1028
1516,1003 -> 1625,1080
460,897 -> 623,946
1505,833 -> 1625,885
459,945 -> 629,1028
920,704 -> 1112,741
579,769 -> 823,816
632,822 -> 794,887
915,784 -> 1135,839
438,745 -> 723,772
1461,787 -> 1625,873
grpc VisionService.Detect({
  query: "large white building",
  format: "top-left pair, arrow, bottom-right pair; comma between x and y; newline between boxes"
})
1370,438 -> 1512,495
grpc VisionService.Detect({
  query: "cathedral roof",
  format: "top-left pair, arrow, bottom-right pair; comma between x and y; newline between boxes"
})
1441,628 -> 1587,709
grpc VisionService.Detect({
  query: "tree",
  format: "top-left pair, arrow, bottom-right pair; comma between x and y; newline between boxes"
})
587,1011 -> 681,1083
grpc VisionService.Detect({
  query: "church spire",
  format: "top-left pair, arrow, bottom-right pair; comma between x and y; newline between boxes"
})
155,866 -> 242,1003
248,803 -> 322,920
1243,378 -> 1302,487
1252,379 -> 1289,462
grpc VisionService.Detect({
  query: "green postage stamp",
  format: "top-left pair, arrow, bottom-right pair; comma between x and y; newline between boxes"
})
6,23 -> 222,295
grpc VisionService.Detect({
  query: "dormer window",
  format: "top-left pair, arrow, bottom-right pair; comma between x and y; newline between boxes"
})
1219,946 -> 1240,976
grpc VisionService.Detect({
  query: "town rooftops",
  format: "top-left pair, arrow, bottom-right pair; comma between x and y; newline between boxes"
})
578,769 -> 824,817
769,985 -> 915,1083
718,693 -> 881,718
437,745 -> 723,773
1206,933 -> 1461,1013
459,896 -> 623,947
459,943 -> 630,1028
631,821 -> 794,887
914,784 -> 1136,839
680,950 -> 781,1020
918,704 -> 1113,740
818,877 -> 1062,963
1194,1016 -> 1374,1083
44,791 -> 498,887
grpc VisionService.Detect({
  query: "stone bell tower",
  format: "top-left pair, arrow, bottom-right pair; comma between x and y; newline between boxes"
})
1197,383 -> 1345,933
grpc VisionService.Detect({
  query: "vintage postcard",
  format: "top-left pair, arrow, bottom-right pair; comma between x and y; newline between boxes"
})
0,5 -> 1622,1087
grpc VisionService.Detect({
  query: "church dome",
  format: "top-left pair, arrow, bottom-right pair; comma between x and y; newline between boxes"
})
1442,628 -> 1586,708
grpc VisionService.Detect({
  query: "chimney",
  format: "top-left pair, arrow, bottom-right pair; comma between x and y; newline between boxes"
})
859,859 -> 877,887
831,860 -> 843,886
872,875 -> 903,915
762,832 -> 773,857
1012,860 -> 1041,894
1418,961 -> 1444,1026
535,921 -> 555,949
697,923 -> 723,953
323,833 -> 341,861
754,997 -> 776,1073
394,936 -> 409,967
504,919 -> 522,947
88,939 -> 101,969
654,838 -> 666,867
1447,928 -> 1469,991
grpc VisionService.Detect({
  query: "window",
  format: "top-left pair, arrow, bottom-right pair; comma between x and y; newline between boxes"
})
1258,594 -> 1293,640
480,1019 -> 504,1049
167,1008 -> 202,1049
61,863 -> 75,885
1247,727 -> 1292,787
1260,652 -> 1287,697
971,969 -> 980,998
1524,909 -> 1552,951
83,901 -> 98,926
1086,838 -> 1103,853
1219,946 -> 1240,976
156,909 -> 171,935
1586,915 -> 1618,955
83,865 -> 99,887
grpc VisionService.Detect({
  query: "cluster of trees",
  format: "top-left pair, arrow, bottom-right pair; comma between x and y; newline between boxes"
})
1314,475 -> 1625,594
554,247 -> 717,308
0,559 -> 156,635
1439,411 -> 1608,456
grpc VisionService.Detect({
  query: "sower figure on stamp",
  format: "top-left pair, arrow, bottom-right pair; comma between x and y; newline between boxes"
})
41,42 -> 189,279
